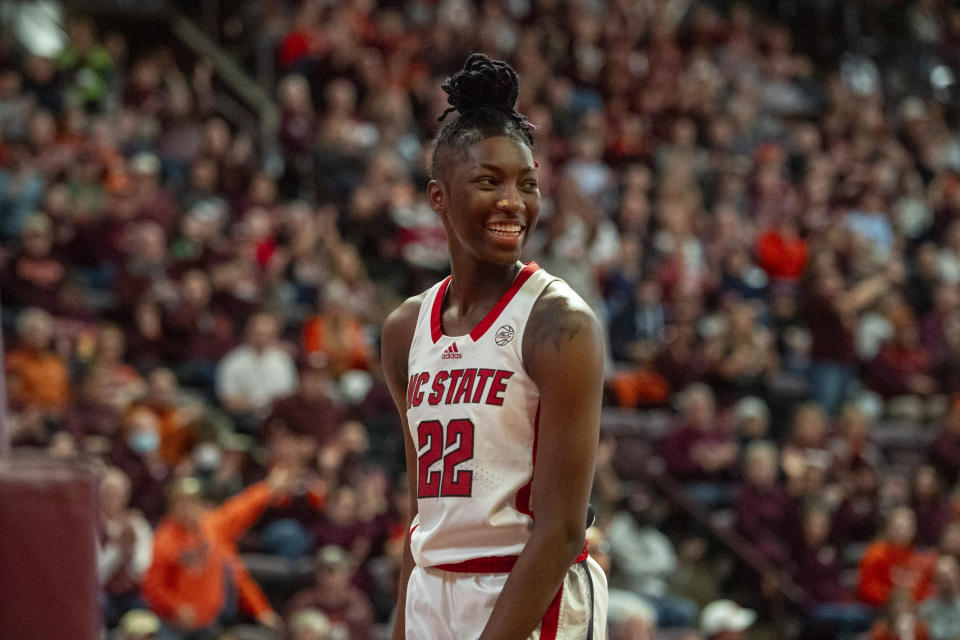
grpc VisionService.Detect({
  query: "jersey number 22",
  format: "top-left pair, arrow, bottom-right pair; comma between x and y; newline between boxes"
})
417,419 -> 474,498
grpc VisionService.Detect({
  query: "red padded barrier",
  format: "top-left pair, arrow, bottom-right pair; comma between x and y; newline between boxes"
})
0,458 -> 100,640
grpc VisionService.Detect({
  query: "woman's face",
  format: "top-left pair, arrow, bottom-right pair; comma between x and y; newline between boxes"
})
430,135 -> 541,267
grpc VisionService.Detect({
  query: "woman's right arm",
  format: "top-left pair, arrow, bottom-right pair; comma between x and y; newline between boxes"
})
380,296 -> 423,640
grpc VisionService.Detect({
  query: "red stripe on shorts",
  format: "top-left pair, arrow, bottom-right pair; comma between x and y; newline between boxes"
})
540,584 -> 563,639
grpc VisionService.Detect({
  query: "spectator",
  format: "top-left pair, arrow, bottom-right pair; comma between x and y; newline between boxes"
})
64,368 -> 123,450
215,311 -> 298,434
284,545 -> 376,640
794,505 -> 875,639
1,213 -> 64,314
99,466 -> 153,626
858,507 -> 936,607
833,458 -> 883,549
607,276 -> 667,364
111,406 -> 171,524
709,300 -> 779,404
287,608 -> 336,640
735,441 -> 800,566
5,306 -> 71,418
262,356 -> 344,450
128,152 -> 178,233
112,609 -> 160,640
114,221 -> 175,311
86,323 -> 146,412
302,292 -> 372,379
755,214 -> 808,284
731,396 -> 772,448
699,599 -> 755,640
586,526 -> 658,640
129,368 -> 202,468
910,465 -> 952,549
802,260 -> 893,415
163,268 -> 235,393
606,488 -> 698,628
919,555 -> 960,640
142,474 -> 287,637
868,587 -> 931,640
662,383 -> 739,508
867,304 -> 938,420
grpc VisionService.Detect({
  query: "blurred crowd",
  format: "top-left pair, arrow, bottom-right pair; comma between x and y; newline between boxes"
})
4,0 -> 960,639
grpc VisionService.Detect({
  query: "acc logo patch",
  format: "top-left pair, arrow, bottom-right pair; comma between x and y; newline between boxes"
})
495,324 -> 515,346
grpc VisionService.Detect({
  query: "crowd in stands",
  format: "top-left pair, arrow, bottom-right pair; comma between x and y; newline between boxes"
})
4,0 -> 960,638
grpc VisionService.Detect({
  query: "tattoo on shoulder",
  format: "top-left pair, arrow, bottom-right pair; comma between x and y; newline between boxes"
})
529,296 -> 582,351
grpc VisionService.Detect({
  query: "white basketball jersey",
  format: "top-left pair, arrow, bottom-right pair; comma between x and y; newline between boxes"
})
406,262 -> 558,568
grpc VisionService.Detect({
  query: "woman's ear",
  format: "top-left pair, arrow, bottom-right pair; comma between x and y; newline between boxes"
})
427,179 -> 446,215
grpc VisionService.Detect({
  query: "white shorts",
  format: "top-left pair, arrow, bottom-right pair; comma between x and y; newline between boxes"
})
405,556 -> 608,640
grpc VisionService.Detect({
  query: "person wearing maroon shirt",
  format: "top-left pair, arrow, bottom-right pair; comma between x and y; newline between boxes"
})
163,269 -> 235,394
803,260 -> 895,414
833,458 -> 883,549
128,152 -> 178,234
110,407 -> 171,525
795,505 -> 876,639
113,221 -> 176,311
0,213 -> 65,314
662,383 -> 739,508
63,368 -> 123,450
262,357 -> 345,450
734,441 -> 799,566
910,466 -> 952,550
867,305 -> 938,405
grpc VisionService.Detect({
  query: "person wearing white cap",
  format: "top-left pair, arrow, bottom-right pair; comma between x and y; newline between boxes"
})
699,599 -> 756,639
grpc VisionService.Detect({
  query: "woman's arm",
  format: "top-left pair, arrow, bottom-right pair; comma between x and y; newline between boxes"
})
380,295 -> 423,640
479,283 -> 604,640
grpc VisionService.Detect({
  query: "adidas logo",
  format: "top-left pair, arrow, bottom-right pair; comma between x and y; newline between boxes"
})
441,342 -> 463,359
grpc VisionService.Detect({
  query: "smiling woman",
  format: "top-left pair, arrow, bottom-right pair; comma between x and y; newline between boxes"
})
381,53 -> 609,640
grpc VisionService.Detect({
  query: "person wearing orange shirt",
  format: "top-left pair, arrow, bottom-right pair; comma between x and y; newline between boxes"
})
302,295 -> 371,378
142,471 -> 291,638
859,506 -> 936,608
4,307 -> 70,414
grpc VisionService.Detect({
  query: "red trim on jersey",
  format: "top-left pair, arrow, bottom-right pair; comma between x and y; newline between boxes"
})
470,262 -> 539,341
540,584 -> 563,639
433,543 -> 588,574
430,276 -> 452,343
515,402 -> 539,518
430,263 -> 541,343
409,523 -> 419,542
435,554 -> 518,573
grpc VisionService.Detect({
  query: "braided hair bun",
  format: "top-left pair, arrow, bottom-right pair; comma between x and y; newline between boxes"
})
431,53 -> 534,177
439,53 -> 521,121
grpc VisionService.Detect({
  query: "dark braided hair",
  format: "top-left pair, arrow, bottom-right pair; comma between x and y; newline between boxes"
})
430,53 -> 535,178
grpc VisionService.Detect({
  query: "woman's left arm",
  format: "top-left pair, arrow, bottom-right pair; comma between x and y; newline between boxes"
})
478,285 -> 604,640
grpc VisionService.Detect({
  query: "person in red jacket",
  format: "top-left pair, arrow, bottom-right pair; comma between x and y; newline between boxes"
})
142,471 -> 292,638
859,506 -> 936,608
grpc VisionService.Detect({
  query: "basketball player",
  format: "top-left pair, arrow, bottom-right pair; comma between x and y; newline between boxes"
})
381,54 -> 608,639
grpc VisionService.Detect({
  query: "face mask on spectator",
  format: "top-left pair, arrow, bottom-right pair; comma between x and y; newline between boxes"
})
129,430 -> 159,455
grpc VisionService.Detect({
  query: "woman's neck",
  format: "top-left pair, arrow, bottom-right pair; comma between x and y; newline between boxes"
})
446,259 -> 523,318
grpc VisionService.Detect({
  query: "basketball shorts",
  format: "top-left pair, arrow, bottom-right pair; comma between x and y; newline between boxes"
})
405,555 -> 608,639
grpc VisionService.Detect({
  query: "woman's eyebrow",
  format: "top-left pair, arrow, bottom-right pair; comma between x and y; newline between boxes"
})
475,161 -> 535,173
